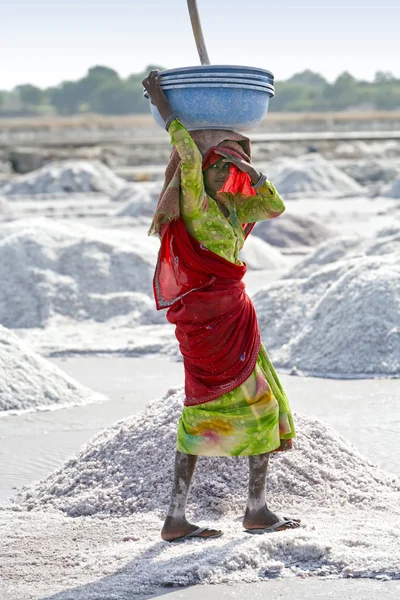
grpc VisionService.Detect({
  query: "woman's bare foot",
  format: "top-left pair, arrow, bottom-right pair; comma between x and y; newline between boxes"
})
243,507 -> 301,532
161,516 -> 222,541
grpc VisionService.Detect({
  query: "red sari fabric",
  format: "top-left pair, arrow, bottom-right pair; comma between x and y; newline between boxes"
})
153,151 -> 260,406
153,218 -> 261,406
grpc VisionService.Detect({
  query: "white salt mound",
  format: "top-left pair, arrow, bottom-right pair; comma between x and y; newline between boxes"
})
0,325 -> 104,413
269,154 -> 363,197
1,160 -> 126,196
0,195 -> 12,221
0,219 -> 158,328
238,235 -> 286,270
15,320 -> 176,358
0,160 -> 11,174
253,230 -> 400,376
381,174 -> 400,198
339,158 -> 400,186
253,213 -> 336,249
16,388 -> 400,584
17,387 -> 400,518
282,227 -> 400,280
334,139 -> 400,159
113,181 -> 163,218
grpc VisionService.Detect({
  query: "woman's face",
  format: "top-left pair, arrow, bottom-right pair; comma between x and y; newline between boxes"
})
203,158 -> 231,199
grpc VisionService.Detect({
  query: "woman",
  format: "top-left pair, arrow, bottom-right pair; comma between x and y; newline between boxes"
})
143,71 -> 299,542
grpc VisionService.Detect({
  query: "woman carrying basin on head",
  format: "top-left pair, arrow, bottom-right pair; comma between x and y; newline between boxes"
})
143,70 -> 299,542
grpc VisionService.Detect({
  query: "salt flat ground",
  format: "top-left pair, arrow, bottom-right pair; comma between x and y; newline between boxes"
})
1,357 -> 399,504
1,151 -> 399,598
1,357 -> 399,600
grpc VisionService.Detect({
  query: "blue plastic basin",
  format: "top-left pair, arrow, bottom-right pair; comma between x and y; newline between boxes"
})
145,85 -> 274,131
160,73 -> 273,82
145,64 -> 275,131
158,77 -> 274,90
159,65 -> 274,86
159,70 -> 274,85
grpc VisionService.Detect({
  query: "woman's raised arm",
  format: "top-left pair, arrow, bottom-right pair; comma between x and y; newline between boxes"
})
142,71 -> 206,220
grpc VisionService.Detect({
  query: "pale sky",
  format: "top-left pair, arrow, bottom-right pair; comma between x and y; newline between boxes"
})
1,0 -> 398,90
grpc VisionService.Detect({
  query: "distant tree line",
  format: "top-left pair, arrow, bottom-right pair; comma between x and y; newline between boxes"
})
0,66 -> 399,117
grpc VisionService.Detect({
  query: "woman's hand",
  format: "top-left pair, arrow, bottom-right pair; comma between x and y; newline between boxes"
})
216,150 -> 260,185
142,70 -> 174,122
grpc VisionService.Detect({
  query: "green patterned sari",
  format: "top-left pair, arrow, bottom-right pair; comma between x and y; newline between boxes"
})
168,119 -> 296,457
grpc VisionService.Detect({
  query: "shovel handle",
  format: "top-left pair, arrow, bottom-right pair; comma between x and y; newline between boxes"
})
187,0 -> 211,65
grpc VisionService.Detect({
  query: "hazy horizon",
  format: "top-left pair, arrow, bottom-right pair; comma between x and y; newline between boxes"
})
1,0 -> 398,91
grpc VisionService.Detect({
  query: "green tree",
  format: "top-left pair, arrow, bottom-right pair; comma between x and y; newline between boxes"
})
374,71 -> 396,84
15,84 -> 44,108
46,66 -> 121,114
47,81 -> 82,115
127,65 -> 164,88
88,66 -> 119,79
330,72 -> 358,97
88,64 -> 164,114
77,65 -> 120,105
325,72 -> 364,110
287,70 -> 327,87
89,79 -> 148,115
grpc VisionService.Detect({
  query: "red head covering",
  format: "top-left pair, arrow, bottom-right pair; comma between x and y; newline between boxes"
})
202,146 -> 256,197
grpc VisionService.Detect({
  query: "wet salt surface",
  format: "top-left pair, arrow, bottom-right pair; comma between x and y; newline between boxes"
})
145,580 -> 400,599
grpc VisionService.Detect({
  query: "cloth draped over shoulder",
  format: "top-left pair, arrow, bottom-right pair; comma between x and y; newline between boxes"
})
155,217 -> 261,406
150,126 -> 263,407
148,128 -> 252,237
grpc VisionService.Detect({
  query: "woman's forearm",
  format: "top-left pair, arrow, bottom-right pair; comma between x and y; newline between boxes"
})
168,119 -> 206,220
142,70 -> 175,125
157,100 -> 175,124
142,70 -> 205,220
235,181 -> 286,223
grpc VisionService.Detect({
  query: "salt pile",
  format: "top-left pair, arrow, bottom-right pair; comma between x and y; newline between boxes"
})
0,219 -> 158,328
282,227 -> 400,278
15,387 -> 400,584
238,235 -> 286,270
381,174 -> 400,198
0,160 -> 11,174
113,181 -> 162,218
0,325 -> 104,413
333,139 -> 400,160
253,229 -> 400,376
268,154 -> 363,197
17,386 -> 399,517
1,160 -> 126,196
339,158 -> 400,186
17,320 -> 176,359
0,195 -> 12,221
253,213 -> 336,249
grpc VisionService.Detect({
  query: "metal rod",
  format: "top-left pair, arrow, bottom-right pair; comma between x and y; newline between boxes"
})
187,0 -> 211,65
